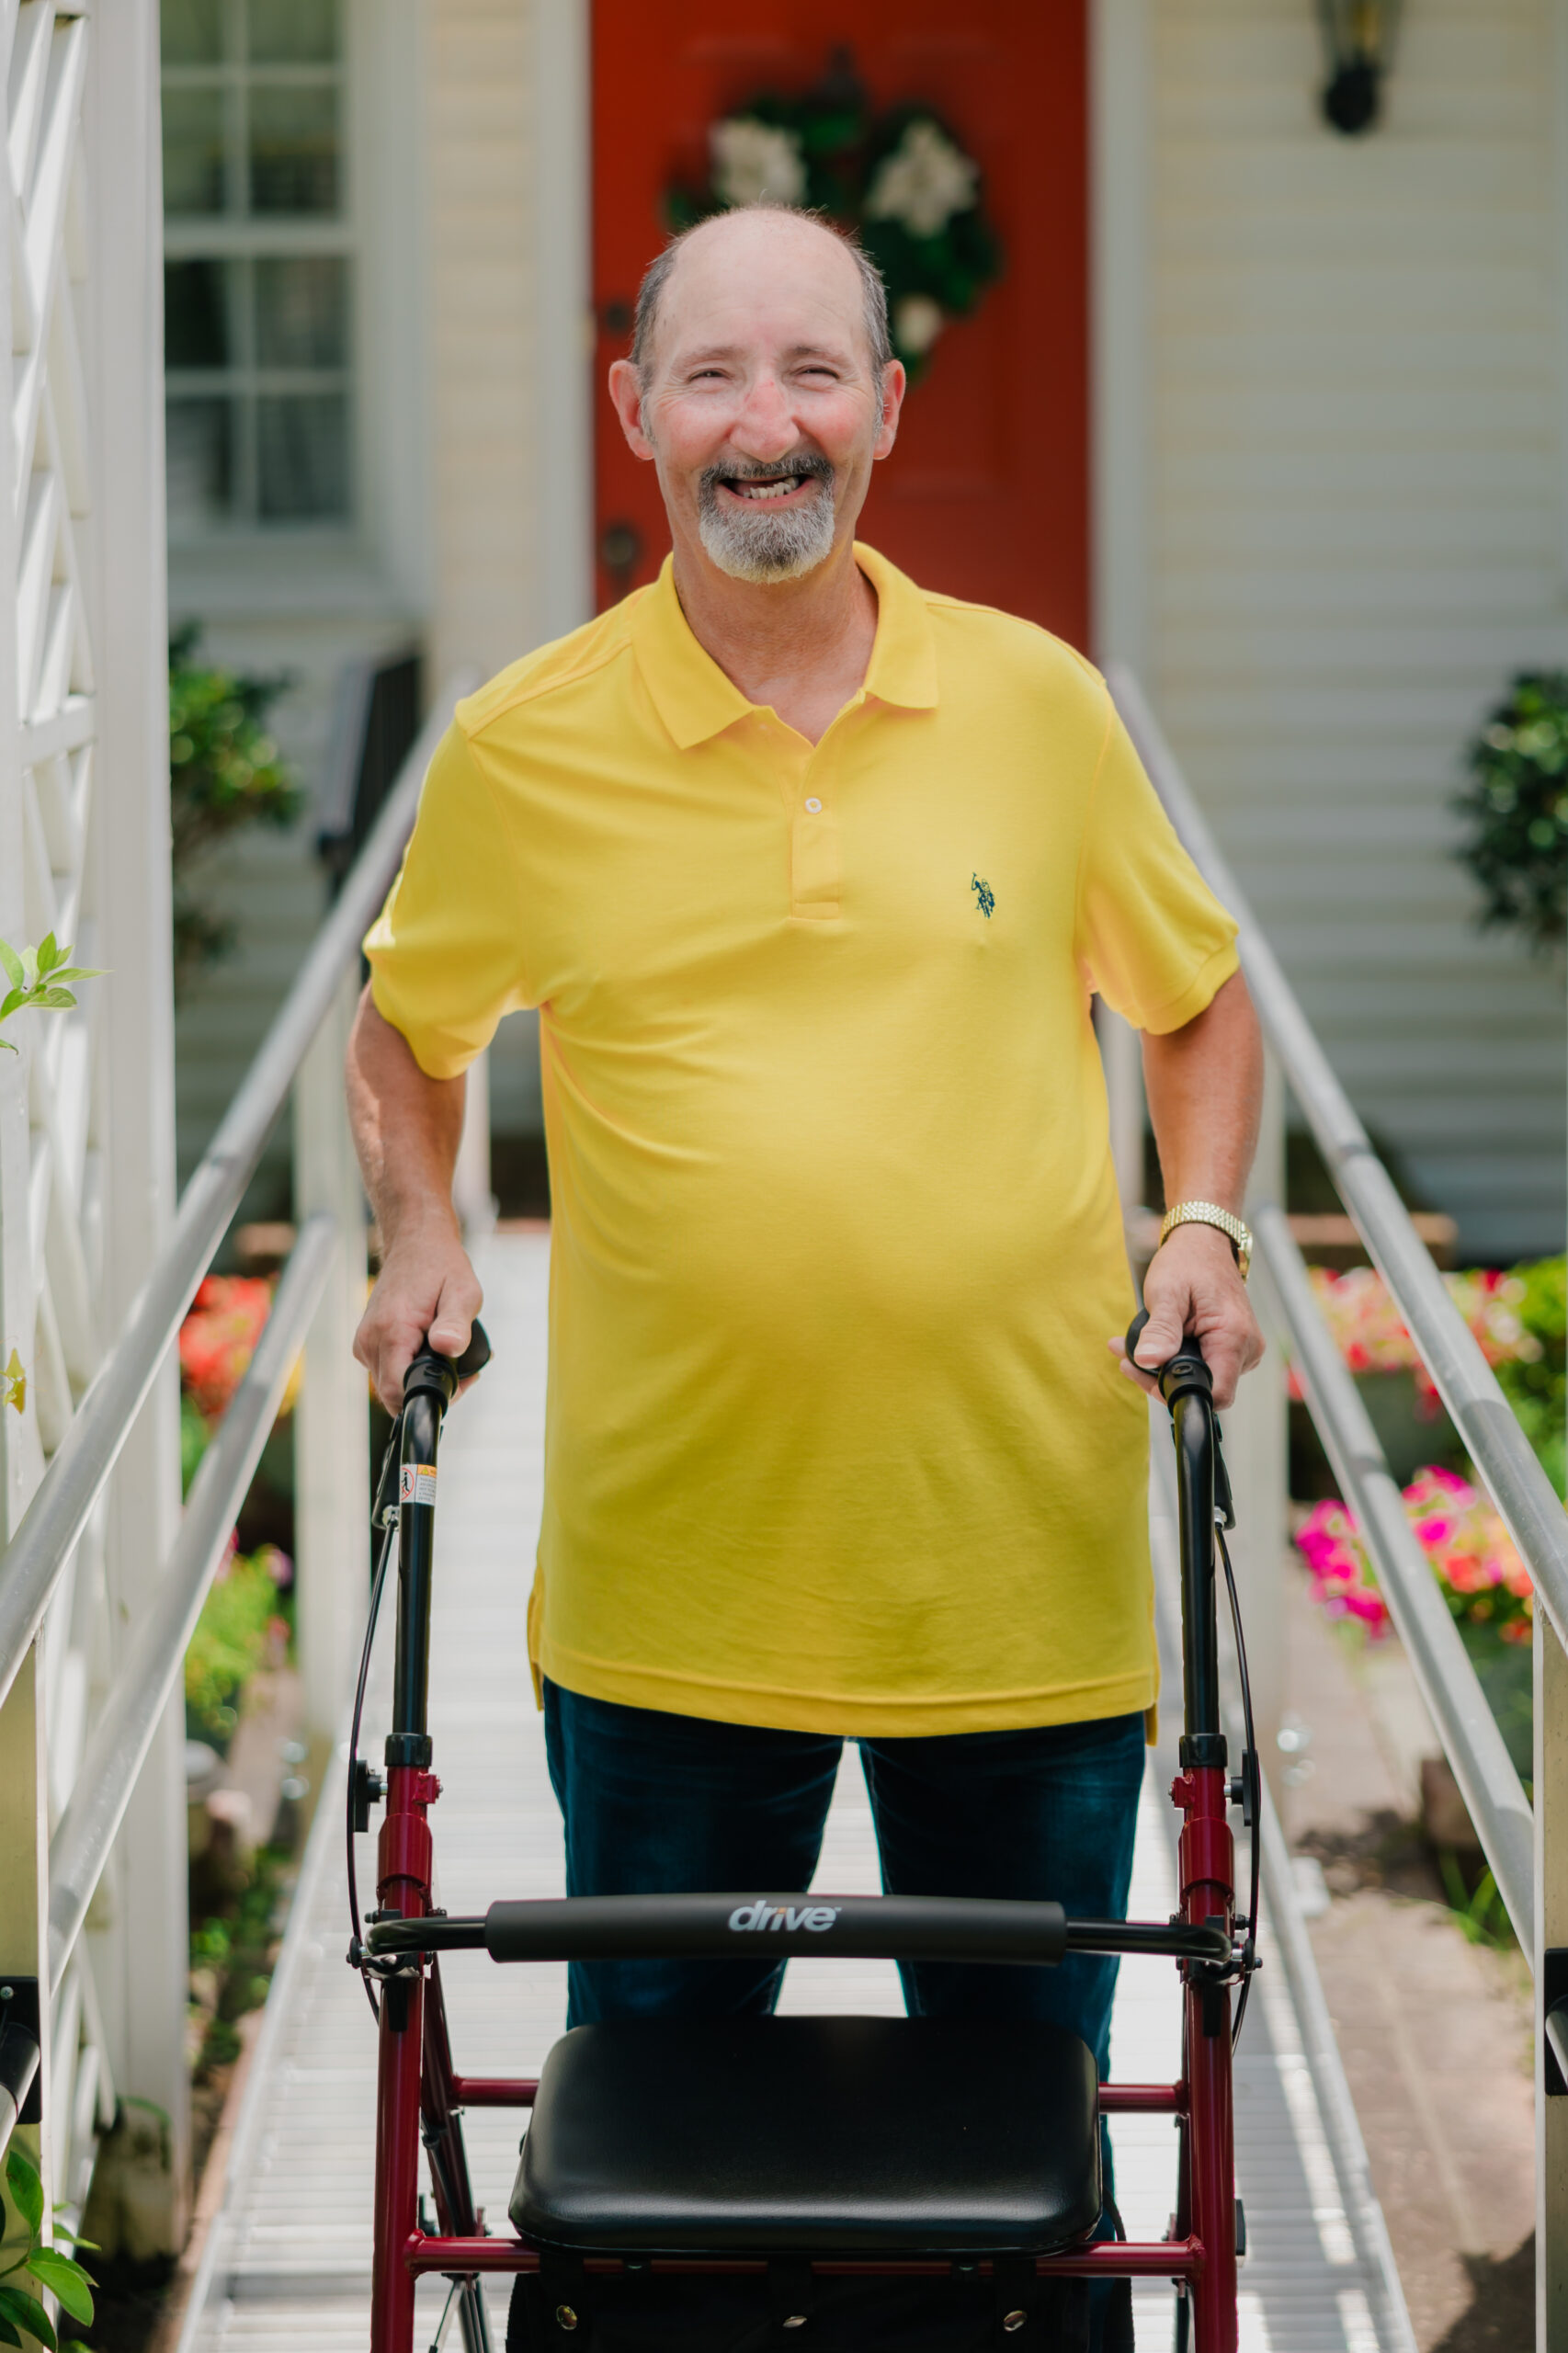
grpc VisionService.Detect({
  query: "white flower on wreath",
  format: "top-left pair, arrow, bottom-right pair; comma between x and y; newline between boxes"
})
866,119 -> 979,240
892,293 -> 946,356
710,117 -> 807,210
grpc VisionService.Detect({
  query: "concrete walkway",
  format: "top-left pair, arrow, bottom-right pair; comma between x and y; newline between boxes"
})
178,1229 -> 1413,2351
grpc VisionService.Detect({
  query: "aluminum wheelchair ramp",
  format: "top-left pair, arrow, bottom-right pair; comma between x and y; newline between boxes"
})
177,1228 -> 1413,2351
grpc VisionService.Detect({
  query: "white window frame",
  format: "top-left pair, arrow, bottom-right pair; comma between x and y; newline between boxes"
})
163,0 -> 354,539
165,0 -> 429,620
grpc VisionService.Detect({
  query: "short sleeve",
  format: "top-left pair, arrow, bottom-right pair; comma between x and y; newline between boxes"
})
363,722 -> 531,1078
1074,703 -> 1239,1035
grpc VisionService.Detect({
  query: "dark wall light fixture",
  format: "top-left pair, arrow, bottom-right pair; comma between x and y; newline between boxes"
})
1315,0 -> 1402,135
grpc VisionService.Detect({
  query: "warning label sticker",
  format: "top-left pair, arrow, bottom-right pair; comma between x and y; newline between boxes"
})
399,1463 -> 437,1506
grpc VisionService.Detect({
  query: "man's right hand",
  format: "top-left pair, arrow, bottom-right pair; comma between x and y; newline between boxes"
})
354,1217 -> 484,1415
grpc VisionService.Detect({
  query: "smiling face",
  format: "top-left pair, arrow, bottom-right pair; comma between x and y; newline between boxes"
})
608,209 -> 904,590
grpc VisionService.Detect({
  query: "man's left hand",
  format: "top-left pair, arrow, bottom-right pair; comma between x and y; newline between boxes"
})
1108,1222 -> 1264,1410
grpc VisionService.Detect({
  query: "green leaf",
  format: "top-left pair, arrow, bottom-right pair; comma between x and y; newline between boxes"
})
0,940 -> 21,991
6,2146 -> 43,2235
45,969 -> 101,988
0,2286 -> 54,2351
26,2251 -> 94,2325
0,1039 -> 16,1053
17,949 -> 36,989
0,2315 -> 21,2347
34,934 -> 60,975
44,2221 -> 96,2254
30,990 -> 75,1011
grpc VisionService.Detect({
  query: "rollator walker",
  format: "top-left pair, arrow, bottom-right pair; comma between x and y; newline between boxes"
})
350,1311 -> 1261,2353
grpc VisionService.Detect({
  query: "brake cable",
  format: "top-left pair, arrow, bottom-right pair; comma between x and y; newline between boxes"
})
347,1412 -> 404,2020
1216,1515 -> 1263,2047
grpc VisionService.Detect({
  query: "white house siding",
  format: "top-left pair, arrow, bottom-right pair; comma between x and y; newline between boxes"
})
428,0 -> 540,685
426,0 -> 585,1145
1146,0 -> 1567,1262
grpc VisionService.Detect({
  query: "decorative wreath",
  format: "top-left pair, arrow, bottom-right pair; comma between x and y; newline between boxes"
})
665,52 -> 1004,384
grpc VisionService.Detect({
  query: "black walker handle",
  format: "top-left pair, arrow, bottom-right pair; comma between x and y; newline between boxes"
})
1126,1305 -> 1227,1764
402,1317 -> 493,1407
387,1319 -> 492,1760
1125,1307 -> 1214,1407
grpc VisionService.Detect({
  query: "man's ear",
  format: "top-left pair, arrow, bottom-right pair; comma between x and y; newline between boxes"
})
608,358 -> 656,462
873,359 -> 908,461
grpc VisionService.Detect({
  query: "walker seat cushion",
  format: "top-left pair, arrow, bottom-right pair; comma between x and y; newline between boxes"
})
509,2015 -> 1101,2255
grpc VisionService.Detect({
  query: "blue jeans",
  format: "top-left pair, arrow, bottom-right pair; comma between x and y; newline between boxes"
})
543,1686 -> 1143,2344
541,1680 -> 1144,2085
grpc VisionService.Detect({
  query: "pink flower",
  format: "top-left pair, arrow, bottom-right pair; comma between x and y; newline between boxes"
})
1294,1460 -> 1533,1642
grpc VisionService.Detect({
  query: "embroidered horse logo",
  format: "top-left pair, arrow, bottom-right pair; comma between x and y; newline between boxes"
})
971,873 -> 994,919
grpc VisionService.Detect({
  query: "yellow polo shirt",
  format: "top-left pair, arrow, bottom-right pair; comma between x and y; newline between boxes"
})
366,546 -> 1237,1736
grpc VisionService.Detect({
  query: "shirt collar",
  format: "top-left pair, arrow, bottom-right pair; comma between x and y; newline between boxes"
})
630,541 -> 940,751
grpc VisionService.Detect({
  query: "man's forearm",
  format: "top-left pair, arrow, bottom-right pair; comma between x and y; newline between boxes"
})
1115,969 -> 1265,1409
347,986 -> 466,1245
1141,970 -> 1263,1213
346,988 -> 488,1407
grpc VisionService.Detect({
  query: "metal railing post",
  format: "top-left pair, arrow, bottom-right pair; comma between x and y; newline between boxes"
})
452,1048 -> 497,1240
1097,1005 -> 1145,1219
293,972 -> 369,1753
1541,1498 -> 1568,2336
85,0 -> 188,2241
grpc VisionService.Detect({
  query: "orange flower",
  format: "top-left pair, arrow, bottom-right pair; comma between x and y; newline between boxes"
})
179,1275 -> 273,1420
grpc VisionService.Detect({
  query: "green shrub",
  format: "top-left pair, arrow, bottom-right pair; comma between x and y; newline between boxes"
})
0,2143 -> 96,2347
169,626 -> 302,987
1456,673 -> 1568,949
0,934 -> 99,1054
1494,1254 -> 1566,1497
184,1546 -> 291,1749
180,1391 -> 211,1497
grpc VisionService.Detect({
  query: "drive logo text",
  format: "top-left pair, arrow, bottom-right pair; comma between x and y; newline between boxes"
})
726,1901 -> 841,1934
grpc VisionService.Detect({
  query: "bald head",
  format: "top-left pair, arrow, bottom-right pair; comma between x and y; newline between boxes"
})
631,205 -> 892,394
607,200 -> 905,597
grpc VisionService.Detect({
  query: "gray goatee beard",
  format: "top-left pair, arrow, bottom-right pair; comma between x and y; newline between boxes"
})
697,454 -> 836,584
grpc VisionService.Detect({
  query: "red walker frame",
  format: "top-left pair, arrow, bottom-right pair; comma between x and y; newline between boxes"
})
355,1325 -> 1254,2353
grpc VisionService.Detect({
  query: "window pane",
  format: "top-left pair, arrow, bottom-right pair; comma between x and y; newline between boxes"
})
257,393 -> 347,517
166,398 -> 233,531
161,0 -> 224,63
163,85 -> 228,215
249,82 -> 338,213
247,0 -> 338,63
165,258 -> 233,368
255,256 -> 347,367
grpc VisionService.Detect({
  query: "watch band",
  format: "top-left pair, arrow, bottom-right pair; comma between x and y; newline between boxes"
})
1158,1199 -> 1253,1280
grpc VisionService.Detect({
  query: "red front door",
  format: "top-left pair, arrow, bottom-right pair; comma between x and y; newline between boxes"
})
590,5 -> 1090,647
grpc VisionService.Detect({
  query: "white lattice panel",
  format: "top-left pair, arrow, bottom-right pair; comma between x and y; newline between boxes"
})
2,0 -> 118,2225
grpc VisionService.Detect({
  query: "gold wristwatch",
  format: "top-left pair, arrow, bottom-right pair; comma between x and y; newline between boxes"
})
1157,1200 -> 1253,1280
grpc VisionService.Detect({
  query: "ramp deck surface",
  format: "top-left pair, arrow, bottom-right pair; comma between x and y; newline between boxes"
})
180,1229 -> 1411,2351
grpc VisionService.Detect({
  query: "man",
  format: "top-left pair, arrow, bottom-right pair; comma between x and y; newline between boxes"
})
350,199 -> 1262,2222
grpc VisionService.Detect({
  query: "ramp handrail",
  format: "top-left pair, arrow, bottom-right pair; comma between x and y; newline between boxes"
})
46,1215 -> 338,1993
0,673 -> 472,2186
1109,665 -> 1550,1965
0,684 -> 465,1722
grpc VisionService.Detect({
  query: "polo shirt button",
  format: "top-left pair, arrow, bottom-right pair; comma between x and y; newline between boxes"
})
805,796 -> 823,813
